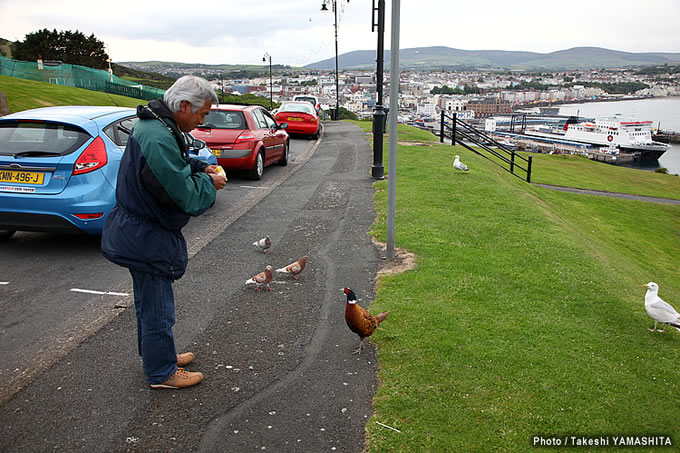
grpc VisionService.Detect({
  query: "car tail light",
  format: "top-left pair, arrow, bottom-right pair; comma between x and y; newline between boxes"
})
73,136 -> 107,175
306,116 -> 318,123
235,132 -> 256,143
73,213 -> 104,220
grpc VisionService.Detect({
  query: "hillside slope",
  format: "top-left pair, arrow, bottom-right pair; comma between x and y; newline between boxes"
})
0,74 -> 145,113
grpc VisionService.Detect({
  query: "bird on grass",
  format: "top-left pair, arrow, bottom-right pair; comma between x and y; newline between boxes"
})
253,236 -> 272,254
343,288 -> 390,355
245,265 -> 273,291
453,155 -> 469,172
276,256 -> 308,280
643,282 -> 680,333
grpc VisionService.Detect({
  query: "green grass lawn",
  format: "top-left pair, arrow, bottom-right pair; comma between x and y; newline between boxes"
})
0,74 -> 145,112
364,124 -> 680,451
530,153 -> 680,200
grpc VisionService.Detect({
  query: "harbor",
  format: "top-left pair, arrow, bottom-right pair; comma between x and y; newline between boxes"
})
427,97 -> 680,175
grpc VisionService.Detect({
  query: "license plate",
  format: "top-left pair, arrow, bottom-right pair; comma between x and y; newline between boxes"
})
0,170 -> 45,185
287,117 -> 303,121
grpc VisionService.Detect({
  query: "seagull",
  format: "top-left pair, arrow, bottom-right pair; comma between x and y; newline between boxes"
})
643,282 -> 680,333
245,265 -> 273,291
276,256 -> 308,280
453,155 -> 469,172
253,236 -> 272,254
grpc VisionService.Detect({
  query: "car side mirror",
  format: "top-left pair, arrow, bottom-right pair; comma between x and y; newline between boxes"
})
192,139 -> 206,150
277,122 -> 288,130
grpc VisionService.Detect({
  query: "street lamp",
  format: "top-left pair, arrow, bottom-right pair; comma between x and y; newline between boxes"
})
263,52 -> 272,110
321,0 -> 348,120
371,0 -> 386,179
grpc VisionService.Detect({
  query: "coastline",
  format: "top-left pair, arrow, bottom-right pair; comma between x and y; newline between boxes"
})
526,95 -> 680,115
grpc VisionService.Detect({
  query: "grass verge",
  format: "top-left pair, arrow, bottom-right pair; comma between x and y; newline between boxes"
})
529,152 -> 680,200
365,124 -> 680,451
0,74 -> 145,112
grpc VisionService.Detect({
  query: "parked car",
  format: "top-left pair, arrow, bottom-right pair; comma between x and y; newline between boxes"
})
0,106 -> 138,239
191,104 -> 289,180
274,101 -> 321,139
293,95 -> 321,114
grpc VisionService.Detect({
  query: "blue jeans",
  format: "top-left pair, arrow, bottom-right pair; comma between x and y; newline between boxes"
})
129,269 -> 178,384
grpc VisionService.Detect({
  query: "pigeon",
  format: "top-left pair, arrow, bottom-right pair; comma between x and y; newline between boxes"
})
453,155 -> 469,172
245,265 -> 273,291
276,256 -> 308,280
253,236 -> 272,254
643,282 -> 680,333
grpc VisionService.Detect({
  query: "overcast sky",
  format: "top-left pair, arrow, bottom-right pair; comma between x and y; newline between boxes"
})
1,0 -> 679,66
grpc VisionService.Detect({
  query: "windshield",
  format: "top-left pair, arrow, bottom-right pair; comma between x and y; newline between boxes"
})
0,121 -> 90,156
280,103 -> 316,115
201,110 -> 247,129
294,96 -> 317,105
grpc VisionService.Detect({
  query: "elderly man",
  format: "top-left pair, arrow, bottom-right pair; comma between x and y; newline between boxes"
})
102,75 -> 226,389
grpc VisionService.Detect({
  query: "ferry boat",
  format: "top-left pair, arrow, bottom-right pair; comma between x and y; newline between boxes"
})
528,115 -> 670,160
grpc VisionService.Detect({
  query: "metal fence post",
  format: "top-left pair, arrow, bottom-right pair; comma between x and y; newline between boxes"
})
527,155 -> 533,183
440,110 -> 444,143
451,113 -> 457,146
511,151 -> 515,175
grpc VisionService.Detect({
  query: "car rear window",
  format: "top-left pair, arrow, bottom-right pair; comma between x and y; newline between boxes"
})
280,103 -> 315,115
0,121 -> 90,156
202,111 -> 246,130
294,96 -> 315,102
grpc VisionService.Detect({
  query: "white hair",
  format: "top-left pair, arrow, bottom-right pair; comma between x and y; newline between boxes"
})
163,75 -> 218,113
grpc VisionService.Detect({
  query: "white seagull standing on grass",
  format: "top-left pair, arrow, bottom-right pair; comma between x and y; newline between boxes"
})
453,155 -> 469,172
643,282 -> 680,333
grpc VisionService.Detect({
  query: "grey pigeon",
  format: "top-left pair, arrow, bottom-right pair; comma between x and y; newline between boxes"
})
253,236 -> 272,254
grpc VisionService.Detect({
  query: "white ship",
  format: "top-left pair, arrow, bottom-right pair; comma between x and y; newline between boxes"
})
528,115 -> 670,160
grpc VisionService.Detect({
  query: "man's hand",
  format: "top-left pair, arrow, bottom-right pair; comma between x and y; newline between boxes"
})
205,165 -> 227,190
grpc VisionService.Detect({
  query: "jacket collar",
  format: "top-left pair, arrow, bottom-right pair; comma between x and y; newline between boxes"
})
137,99 -> 189,157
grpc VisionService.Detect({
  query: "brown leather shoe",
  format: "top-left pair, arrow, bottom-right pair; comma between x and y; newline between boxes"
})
149,368 -> 204,389
176,352 -> 195,367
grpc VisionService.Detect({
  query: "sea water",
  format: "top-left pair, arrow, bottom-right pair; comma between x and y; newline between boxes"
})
556,97 -> 680,175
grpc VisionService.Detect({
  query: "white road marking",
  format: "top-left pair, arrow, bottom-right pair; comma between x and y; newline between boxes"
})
70,288 -> 129,296
0,282 -> 9,285
240,185 -> 270,189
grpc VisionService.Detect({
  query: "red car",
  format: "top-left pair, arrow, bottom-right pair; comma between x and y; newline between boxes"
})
191,105 -> 289,180
274,101 -> 320,140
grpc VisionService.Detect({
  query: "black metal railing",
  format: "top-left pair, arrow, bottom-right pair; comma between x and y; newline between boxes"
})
440,111 -> 533,183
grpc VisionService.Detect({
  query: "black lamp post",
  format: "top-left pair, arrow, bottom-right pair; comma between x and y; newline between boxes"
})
263,52 -> 272,110
371,0 -> 386,179
321,0 -> 346,120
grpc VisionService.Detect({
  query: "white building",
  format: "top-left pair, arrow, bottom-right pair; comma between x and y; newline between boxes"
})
416,103 -> 437,117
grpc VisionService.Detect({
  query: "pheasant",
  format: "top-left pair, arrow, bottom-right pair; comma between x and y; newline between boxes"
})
343,287 -> 390,354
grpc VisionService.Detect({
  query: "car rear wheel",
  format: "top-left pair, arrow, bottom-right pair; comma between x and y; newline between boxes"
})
0,230 -> 16,241
249,150 -> 265,180
277,141 -> 289,166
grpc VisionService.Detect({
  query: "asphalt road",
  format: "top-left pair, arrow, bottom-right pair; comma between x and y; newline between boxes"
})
0,122 -> 383,452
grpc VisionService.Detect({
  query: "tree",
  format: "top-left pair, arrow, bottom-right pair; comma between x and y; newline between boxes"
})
11,29 -> 109,69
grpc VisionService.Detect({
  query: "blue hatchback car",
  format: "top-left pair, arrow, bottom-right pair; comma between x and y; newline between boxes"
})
0,106 -> 220,240
0,106 -> 138,239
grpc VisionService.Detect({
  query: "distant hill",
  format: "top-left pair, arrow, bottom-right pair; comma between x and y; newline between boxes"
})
111,63 -> 176,90
305,46 -> 680,70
